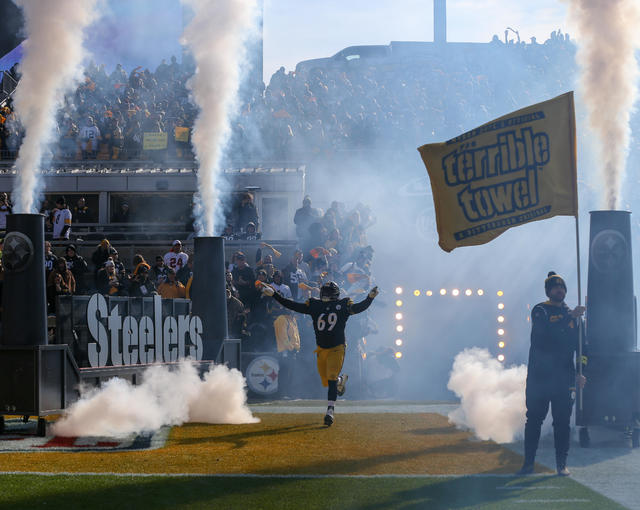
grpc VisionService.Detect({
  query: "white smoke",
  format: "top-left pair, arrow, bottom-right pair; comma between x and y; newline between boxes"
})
567,0 -> 640,209
11,0 -> 98,213
447,348 -> 529,443
180,0 -> 258,236
52,361 -> 258,437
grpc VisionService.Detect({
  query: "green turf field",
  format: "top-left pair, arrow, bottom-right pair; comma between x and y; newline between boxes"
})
0,474 -> 626,510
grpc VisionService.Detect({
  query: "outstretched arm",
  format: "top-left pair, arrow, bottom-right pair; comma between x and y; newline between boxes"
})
349,286 -> 378,315
263,284 -> 310,314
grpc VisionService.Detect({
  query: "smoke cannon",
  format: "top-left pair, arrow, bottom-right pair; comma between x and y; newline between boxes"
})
0,214 -> 80,436
577,210 -> 640,447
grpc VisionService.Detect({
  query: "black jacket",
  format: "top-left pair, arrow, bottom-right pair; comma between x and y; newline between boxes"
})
527,301 -> 580,388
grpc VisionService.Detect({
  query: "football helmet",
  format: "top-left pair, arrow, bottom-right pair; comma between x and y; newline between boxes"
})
320,281 -> 340,301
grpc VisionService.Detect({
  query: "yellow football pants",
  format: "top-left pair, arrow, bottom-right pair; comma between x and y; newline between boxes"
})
315,344 -> 346,387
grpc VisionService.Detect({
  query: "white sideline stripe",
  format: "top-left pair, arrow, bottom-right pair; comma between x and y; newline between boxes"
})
514,499 -> 591,503
0,471 -> 552,479
497,486 -> 561,490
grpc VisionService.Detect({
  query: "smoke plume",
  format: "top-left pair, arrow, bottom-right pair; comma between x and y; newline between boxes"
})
447,348 -> 528,443
52,361 -> 258,437
11,0 -> 98,213
567,0 -> 640,209
180,0 -> 258,236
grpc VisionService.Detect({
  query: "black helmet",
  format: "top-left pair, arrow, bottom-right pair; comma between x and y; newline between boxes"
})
320,281 -> 340,300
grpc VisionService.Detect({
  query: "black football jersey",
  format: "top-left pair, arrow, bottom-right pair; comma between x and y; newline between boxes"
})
272,293 -> 374,348
306,297 -> 353,348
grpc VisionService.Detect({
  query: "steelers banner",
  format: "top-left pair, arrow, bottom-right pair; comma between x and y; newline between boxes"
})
418,92 -> 578,252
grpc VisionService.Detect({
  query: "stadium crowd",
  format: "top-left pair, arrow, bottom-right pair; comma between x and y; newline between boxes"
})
0,32 -> 577,163
0,194 -> 375,376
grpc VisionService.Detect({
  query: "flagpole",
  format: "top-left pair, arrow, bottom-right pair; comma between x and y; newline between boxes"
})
575,214 -> 584,411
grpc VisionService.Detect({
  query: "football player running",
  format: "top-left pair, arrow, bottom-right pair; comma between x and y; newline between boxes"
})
261,280 -> 379,426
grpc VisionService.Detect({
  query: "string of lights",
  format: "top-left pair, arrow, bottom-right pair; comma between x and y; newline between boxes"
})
392,287 -> 509,363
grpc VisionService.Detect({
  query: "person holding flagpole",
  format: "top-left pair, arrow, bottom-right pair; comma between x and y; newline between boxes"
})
517,272 -> 586,476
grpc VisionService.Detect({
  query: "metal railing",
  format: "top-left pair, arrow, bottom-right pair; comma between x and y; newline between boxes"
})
0,71 -> 18,107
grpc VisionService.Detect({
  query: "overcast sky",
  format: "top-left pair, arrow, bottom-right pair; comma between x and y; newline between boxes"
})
263,0 -> 569,79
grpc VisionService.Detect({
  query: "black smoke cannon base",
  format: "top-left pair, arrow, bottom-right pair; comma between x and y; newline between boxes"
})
0,214 -> 79,436
576,210 -> 640,448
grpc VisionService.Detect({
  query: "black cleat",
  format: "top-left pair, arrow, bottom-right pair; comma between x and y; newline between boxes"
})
337,374 -> 348,397
324,413 -> 334,427
516,463 -> 535,475
324,405 -> 335,427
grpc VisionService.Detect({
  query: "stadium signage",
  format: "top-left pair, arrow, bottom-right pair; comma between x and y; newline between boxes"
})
86,293 -> 203,367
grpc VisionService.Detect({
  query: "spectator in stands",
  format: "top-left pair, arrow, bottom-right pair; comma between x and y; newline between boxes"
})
220,222 -> 235,240
78,115 -> 101,159
111,249 -> 127,280
59,117 -> 79,159
235,192 -> 259,233
40,199 -> 54,233
282,249 -> 308,301
47,257 -> 76,313
227,286 -> 247,339
231,252 -> 255,307
44,241 -> 58,279
73,197 -> 91,223
247,269 -> 271,346
91,239 -> 112,275
52,196 -> 72,240
112,202 -> 130,223
124,119 -> 143,159
65,244 -> 88,294
96,259 -> 127,296
270,270 -> 292,299
176,257 -> 193,286
163,239 -> 188,271
128,264 -> 157,297
328,201 -> 344,227
240,221 -> 261,241
151,255 -> 168,284
158,268 -> 186,299
226,270 -> 239,299
131,254 -> 151,276
294,196 -> 321,239
256,253 -> 275,280
0,193 -> 12,231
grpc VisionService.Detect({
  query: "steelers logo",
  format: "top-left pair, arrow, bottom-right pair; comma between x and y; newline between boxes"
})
590,229 -> 628,274
2,232 -> 34,273
246,356 -> 279,395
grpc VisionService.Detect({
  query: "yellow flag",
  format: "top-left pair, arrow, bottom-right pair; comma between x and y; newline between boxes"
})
174,126 -> 190,142
418,92 -> 578,252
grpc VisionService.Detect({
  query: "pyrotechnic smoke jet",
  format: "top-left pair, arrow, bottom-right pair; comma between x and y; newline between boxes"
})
11,0 -> 98,213
447,348 -> 554,443
180,0 -> 258,236
52,361 -> 259,437
567,0 -> 640,209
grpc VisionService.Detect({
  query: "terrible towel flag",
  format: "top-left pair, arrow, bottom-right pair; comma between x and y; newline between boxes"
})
418,92 -> 578,252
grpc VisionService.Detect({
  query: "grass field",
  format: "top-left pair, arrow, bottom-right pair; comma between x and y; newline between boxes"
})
0,473 -> 626,509
0,411 -> 628,509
